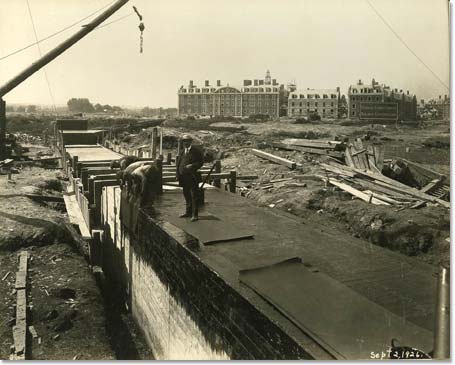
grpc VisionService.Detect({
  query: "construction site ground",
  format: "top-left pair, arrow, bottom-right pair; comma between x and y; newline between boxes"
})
1,116 -> 449,359
124,118 -> 450,267
0,146 -> 153,360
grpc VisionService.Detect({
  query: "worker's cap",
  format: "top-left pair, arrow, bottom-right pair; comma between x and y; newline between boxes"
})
181,134 -> 193,141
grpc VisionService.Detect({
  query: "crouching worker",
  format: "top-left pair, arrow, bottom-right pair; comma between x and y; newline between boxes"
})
130,162 -> 161,209
176,135 -> 203,222
110,156 -> 139,186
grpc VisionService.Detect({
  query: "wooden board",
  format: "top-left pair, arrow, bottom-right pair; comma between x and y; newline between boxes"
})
251,149 -> 297,169
63,191 -> 91,239
328,179 -> 389,205
272,142 -> 344,159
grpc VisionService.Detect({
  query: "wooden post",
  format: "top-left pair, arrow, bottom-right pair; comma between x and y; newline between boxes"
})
90,230 -> 103,266
72,156 -> 78,178
151,127 -> 157,160
213,160 -> 221,188
159,127 -> 163,156
434,265 -> 450,359
156,157 -> 163,195
229,170 -> 237,193
0,98 -> 5,160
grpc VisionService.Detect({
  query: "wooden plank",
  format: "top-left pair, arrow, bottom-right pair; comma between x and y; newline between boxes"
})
251,149 -> 297,169
18,251 -> 28,273
319,163 -> 356,178
344,147 -> 355,168
272,142 -> 344,159
366,145 -> 376,170
63,191 -> 91,239
15,271 -> 26,289
362,190 -> 404,205
373,145 -> 384,171
420,179 -> 444,194
12,323 -> 26,359
373,180 -> 450,208
281,138 -> 341,150
328,179 -> 389,205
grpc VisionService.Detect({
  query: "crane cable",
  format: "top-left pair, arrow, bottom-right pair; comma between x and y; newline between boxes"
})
0,0 -> 117,62
26,0 -> 57,112
364,0 -> 449,91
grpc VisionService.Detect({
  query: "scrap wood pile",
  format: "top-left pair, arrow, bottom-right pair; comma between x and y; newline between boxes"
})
344,138 -> 384,173
271,138 -> 345,159
318,159 -> 450,209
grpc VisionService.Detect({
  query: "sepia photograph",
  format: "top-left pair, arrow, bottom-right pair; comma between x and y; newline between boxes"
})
0,0 -> 450,361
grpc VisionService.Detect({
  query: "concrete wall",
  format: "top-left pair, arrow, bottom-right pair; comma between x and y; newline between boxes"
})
100,186 -> 311,360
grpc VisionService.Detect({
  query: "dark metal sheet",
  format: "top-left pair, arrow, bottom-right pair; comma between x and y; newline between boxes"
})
167,214 -> 254,245
239,258 -> 433,360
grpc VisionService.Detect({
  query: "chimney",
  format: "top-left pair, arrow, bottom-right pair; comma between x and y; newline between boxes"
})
407,90 -> 409,95
445,94 -> 448,101
439,95 -> 442,100
189,80 -> 194,88
395,88 -> 398,92
272,79 -> 277,85
254,79 -> 258,86
357,79 -> 362,85
400,89 -> 403,93
205,80 -> 209,87
336,86 -> 340,93
217,80 -> 221,87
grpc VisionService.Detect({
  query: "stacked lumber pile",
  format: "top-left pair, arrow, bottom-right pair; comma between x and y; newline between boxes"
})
271,139 -> 345,159
344,138 -> 384,174
319,160 -> 450,209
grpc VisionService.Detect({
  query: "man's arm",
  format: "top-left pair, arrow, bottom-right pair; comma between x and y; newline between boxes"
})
187,148 -> 203,171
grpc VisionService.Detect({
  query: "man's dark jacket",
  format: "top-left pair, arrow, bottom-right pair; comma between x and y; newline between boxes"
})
176,146 -> 204,186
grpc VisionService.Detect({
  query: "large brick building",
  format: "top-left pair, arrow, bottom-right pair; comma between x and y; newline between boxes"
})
178,71 -> 280,118
348,79 -> 417,121
288,88 -> 340,119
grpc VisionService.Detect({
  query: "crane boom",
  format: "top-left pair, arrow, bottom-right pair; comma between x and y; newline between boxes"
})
0,0 -> 129,159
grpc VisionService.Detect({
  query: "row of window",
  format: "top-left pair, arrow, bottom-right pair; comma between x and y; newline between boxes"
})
180,88 -> 279,93
350,88 -> 382,94
243,87 -> 278,93
350,96 -> 382,102
290,101 -> 335,107
291,108 -> 335,114
291,94 -> 337,99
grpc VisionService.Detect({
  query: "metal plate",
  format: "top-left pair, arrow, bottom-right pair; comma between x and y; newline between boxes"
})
167,214 -> 254,245
239,258 -> 433,360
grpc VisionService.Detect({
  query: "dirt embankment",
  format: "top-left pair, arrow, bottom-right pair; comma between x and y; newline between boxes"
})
0,166 -> 152,360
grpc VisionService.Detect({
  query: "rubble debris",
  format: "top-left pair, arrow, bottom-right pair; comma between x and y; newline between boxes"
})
318,159 -> 450,209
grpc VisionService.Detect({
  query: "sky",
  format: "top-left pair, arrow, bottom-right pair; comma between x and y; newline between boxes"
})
0,0 -> 450,108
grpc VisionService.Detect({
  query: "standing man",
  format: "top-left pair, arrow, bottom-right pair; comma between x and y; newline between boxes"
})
176,135 -> 203,221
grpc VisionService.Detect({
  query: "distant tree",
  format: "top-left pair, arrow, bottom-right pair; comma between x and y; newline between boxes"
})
67,98 -> 95,113
94,103 -> 104,113
16,105 -> 26,113
5,105 -> 15,112
26,105 -> 37,113
112,106 -> 123,113
338,95 -> 348,119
